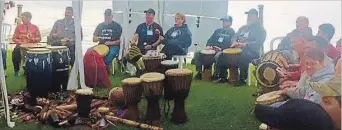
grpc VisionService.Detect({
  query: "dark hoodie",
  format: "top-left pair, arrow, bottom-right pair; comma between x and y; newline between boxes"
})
162,24 -> 192,55
231,21 -> 266,58
206,28 -> 235,49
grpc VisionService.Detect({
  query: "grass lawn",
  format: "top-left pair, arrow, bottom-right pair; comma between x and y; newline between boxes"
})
0,51 -> 261,130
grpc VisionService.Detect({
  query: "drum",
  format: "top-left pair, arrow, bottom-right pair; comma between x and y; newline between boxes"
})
20,43 -> 47,68
47,46 -> 70,92
259,123 -> 271,130
121,78 -> 143,121
25,48 -> 52,102
142,54 -> 166,73
93,44 -> 109,57
108,87 -> 126,108
255,91 -> 286,105
140,72 -> 165,126
160,60 -> 179,74
223,48 -> 242,83
261,50 -> 294,68
75,89 -> 93,118
165,69 -> 193,124
200,49 -> 216,67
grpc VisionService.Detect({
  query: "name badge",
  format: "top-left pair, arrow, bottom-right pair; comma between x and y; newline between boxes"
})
218,37 -> 224,43
171,31 -> 178,37
147,30 -> 153,36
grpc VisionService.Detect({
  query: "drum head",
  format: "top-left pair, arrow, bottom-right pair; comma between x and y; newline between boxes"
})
262,51 -> 290,67
20,44 -> 46,48
47,46 -> 68,50
256,90 -> 283,105
93,45 -> 109,57
200,49 -> 216,55
27,48 -> 51,54
256,61 -> 281,88
161,60 -> 179,65
223,48 -> 242,54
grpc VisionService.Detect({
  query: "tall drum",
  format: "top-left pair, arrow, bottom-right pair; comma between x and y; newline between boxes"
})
47,46 -> 70,92
121,78 -> 143,121
26,48 -> 52,104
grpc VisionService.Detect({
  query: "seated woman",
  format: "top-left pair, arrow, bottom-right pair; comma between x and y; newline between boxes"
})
161,13 -> 192,60
271,48 -> 335,107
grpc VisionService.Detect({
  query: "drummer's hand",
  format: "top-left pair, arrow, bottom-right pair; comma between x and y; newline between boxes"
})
213,46 -> 222,51
159,36 -> 164,41
238,42 -> 247,47
145,45 -> 152,50
205,46 -> 212,50
230,42 -> 239,48
131,35 -> 138,42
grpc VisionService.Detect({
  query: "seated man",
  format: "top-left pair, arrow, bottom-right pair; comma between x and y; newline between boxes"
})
93,9 -> 122,73
316,23 -> 339,61
193,16 -> 235,80
272,48 -> 335,108
216,9 -> 266,86
310,58 -> 341,130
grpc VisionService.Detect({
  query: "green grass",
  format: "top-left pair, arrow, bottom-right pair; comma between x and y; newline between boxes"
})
1,51 -> 260,130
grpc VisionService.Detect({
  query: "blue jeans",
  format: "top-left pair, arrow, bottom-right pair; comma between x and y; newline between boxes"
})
104,46 -> 120,65
1,48 -> 6,70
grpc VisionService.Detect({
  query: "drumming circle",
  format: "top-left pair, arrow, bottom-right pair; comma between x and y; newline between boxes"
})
255,90 -> 284,105
200,49 -> 216,55
223,48 -> 242,55
93,44 -> 109,57
256,61 -> 281,88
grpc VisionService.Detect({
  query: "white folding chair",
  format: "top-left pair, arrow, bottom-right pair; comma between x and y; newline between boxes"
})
1,23 -> 12,50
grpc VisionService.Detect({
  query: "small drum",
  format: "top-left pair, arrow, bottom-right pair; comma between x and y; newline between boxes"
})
259,123 -> 271,130
160,60 -> 179,74
223,48 -> 242,83
75,89 -> 93,118
142,54 -> 166,73
255,91 -> 286,105
26,48 -> 52,100
47,46 -> 70,92
108,87 -> 126,108
93,44 -> 109,57
165,69 -> 193,124
121,78 -> 143,121
200,49 -> 216,67
140,72 -> 165,126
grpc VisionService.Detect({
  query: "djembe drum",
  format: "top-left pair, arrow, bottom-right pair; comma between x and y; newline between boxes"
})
142,53 -> 166,73
160,60 -> 179,74
140,72 -> 165,126
121,78 -> 143,121
108,87 -> 126,108
165,69 -> 193,124
93,44 -> 109,57
259,123 -> 271,130
255,90 -> 287,105
47,46 -> 70,92
200,49 -> 216,81
75,89 -> 93,124
256,50 -> 297,93
26,48 -> 52,105
223,48 -> 242,83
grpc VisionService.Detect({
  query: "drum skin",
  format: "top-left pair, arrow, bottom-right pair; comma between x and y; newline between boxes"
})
93,44 -> 109,57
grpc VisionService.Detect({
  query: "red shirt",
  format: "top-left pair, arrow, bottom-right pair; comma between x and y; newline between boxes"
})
327,43 -> 339,60
12,23 -> 41,45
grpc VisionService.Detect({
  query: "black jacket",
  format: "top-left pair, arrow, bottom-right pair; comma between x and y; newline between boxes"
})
231,21 -> 266,58
206,28 -> 235,49
162,24 -> 192,55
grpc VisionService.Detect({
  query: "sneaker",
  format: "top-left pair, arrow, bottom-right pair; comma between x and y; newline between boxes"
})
234,80 -> 247,87
214,78 -> 227,83
194,72 -> 202,80
14,71 -> 20,76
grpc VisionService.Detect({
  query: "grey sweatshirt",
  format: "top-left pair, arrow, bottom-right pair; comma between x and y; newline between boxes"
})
48,18 -> 83,46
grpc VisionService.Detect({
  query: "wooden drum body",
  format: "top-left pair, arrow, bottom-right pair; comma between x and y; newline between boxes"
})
200,49 -> 216,69
140,72 -> 165,126
165,69 -> 193,124
223,48 -> 242,83
142,54 -> 166,73
108,87 -> 126,108
121,78 -> 143,121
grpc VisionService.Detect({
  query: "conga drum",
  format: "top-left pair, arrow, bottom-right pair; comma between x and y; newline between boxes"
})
47,46 -> 70,92
142,53 -> 166,73
93,44 -> 109,57
25,48 -> 52,104
140,72 -> 165,126
223,48 -> 242,83
255,91 -> 286,105
121,78 -> 143,121
165,69 -> 193,124
20,43 -> 47,69
160,60 -> 179,74
75,89 -> 93,124
108,87 -> 126,108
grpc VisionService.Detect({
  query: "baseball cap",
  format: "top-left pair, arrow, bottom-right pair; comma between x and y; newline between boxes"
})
144,8 -> 155,15
245,8 -> 258,15
254,99 -> 334,130
310,76 -> 341,97
104,9 -> 112,16
220,16 -> 233,23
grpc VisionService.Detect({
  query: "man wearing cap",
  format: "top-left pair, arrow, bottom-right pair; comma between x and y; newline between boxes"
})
193,16 -> 235,80
219,9 -> 266,86
310,58 -> 341,130
131,8 -> 163,55
93,9 -> 122,73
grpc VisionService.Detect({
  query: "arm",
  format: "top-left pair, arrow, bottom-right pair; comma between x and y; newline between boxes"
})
132,24 -> 141,42
12,26 -> 22,44
244,26 -> 266,52
206,29 -> 218,47
30,26 -> 41,43
221,29 -> 236,49
92,24 -> 101,43
151,25 -> 164,48
230,27 -> 243,43
47,21 -> 61,45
